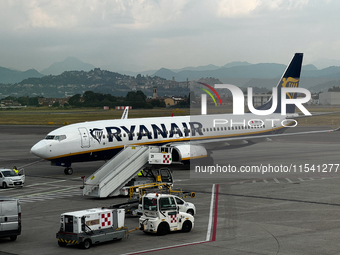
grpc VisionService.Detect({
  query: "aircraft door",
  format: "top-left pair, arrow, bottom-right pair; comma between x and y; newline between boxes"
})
159,197 -> 178,229
78,127 -> 90,148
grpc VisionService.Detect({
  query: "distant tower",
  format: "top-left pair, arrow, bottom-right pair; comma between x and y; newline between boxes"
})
153,87 -> 158,99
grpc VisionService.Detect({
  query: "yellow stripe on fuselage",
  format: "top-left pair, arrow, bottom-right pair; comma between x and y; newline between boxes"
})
46,124 -> 290,161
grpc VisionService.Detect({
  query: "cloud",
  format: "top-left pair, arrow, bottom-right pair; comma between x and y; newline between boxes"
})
0,0 -> 338,71
0,0 -> 189,31
216,0 -> 310,17
217,0 -> 260,17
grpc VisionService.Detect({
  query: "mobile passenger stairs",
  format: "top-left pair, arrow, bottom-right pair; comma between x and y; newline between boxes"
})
82,145 -> 174,198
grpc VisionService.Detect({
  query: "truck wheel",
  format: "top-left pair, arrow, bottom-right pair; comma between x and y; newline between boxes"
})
182,220 -> 192,232
2,182 -> 7,189
157,222 -> 169,236
187,209 -> 194,216
82,239 -> 91,249
10,235 -> 17,241
58,241 -> 67,247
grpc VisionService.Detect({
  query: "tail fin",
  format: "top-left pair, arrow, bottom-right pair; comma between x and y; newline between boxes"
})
256,53 -> 303,114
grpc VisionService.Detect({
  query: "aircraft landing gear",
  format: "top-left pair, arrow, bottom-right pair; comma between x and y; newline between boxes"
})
206,156 -> 214,166
206,150 -> 214,165
64,167 -> 73,175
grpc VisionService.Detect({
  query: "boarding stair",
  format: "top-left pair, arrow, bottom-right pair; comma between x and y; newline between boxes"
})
83,145 -> 153,198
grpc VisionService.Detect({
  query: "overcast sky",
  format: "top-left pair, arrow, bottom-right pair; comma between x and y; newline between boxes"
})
1,0 -> 340,72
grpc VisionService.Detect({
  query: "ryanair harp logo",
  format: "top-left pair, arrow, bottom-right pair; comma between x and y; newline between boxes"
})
282,77 -> 299,99
90,128 -> 103,144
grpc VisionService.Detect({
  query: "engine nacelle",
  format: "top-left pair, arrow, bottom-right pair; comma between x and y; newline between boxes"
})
172,145 -> 207,162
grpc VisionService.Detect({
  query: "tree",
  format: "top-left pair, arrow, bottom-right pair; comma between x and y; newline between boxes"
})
52,101 -> 60,107
150,99 -> 165,108
18,96 -> 29,106
125,90 -> 146,102
83,91 -> 98,105
29,97 -> 40,106
68,94 -> 81,106
135,90 -> 146,101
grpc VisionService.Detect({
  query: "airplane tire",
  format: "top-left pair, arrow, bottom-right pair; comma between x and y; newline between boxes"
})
64,167 -> 73,175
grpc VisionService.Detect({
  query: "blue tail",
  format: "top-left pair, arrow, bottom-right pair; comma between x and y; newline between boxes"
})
256,53 -> 303,114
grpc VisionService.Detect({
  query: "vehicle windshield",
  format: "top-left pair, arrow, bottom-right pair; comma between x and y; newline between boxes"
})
2,170 -> 18,177
143,197 -> 157,211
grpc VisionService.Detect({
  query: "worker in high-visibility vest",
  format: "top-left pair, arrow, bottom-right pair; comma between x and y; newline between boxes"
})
13,166 -> 19,175
137,170 -> 143,177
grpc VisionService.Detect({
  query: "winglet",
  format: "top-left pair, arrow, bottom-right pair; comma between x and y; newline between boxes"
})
332,126 -> 340,132
121,107 -> 129,119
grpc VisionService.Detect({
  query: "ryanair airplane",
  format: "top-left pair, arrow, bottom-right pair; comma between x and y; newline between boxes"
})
30,53 -> 337,175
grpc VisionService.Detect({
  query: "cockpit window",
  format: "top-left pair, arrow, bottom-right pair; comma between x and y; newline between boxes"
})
45,135 -> 67,141
55,135 -> 67,141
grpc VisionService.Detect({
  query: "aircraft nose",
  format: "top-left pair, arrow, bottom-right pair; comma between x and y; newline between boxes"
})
30,140 -> 48,158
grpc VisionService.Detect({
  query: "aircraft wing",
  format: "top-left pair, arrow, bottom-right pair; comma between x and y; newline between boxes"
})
182,126 -> 340,149
292,111 -> 340,119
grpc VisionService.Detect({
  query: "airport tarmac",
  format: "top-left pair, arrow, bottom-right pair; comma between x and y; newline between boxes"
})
0,125 -> 339,255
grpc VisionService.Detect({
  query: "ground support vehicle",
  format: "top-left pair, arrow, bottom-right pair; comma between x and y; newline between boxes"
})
0,197 -> 21,241
139,193 -> 194,235
56,208 -> 126,249
111,182 -> 196,216
134,195 -> 196,217
0,168 -> 25,189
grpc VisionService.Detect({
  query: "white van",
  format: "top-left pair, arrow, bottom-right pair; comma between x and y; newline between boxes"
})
0,197 -> 21,241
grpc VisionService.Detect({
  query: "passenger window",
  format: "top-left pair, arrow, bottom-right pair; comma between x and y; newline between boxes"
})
175,197 -> 184,205
160,197 -> 176,210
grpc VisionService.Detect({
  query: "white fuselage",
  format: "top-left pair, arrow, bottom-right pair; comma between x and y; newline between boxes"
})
30,113 -> 292,164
